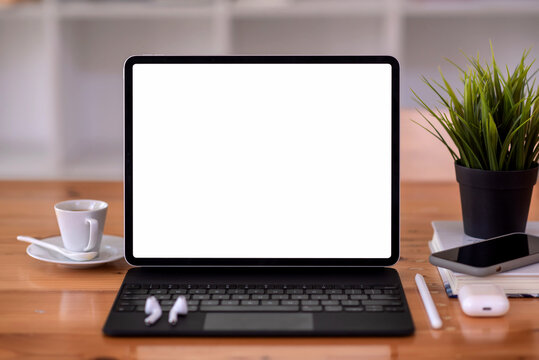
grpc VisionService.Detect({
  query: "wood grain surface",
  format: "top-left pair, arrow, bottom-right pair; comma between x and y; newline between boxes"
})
0,181 -> 537,360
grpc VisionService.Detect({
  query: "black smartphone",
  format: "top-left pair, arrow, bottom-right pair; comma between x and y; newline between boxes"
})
429,233 -> 539,276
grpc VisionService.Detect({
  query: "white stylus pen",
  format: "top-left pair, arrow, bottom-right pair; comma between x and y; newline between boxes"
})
415,273 -> 442,329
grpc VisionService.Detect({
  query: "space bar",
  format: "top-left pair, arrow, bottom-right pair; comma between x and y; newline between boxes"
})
200,306 -> 299,312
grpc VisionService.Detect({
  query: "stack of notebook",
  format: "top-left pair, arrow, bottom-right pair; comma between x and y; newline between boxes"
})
429,221 -> 539,298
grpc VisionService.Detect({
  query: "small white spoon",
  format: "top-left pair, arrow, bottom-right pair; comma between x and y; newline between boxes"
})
17,236 -> 98,261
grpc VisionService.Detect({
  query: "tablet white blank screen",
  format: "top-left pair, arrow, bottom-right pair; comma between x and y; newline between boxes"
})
132,63 -> 392,259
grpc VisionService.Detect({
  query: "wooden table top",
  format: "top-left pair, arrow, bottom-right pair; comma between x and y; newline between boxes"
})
0,181 -> 538,359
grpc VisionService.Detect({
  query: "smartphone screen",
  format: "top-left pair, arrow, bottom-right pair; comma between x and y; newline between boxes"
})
431,233 -> 539,267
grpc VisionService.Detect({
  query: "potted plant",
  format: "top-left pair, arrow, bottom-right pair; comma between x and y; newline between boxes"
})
412,45 -> 539,239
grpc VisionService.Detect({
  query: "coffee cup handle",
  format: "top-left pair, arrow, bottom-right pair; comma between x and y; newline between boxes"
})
84,218 -> 99,252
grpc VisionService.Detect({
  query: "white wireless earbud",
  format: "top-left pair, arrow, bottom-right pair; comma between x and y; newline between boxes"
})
144,296 -> 162,326
168,296 -> 188,325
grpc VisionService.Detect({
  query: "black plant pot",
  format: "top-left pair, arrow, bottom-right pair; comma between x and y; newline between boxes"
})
455,163 -> 538,239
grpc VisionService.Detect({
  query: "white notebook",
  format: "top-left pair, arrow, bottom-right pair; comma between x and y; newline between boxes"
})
429,221 -> 539,297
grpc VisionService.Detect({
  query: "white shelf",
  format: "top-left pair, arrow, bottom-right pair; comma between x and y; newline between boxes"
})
232,0 -> 384,18
64,153 -> 123,180
0,2 -> 43,19
1,0 -> 538,180
0,146 -> 56,179
2,0 -> 539,20
404,0 -> 539,16
58,2 -> 215,19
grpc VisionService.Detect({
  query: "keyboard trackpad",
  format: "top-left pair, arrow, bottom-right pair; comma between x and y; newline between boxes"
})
204,313 -> 314,331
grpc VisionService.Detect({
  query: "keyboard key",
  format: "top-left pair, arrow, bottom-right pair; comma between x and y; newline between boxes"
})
122,289 -> 149,295
362,300 -> 402,306
350,295 -> 369,300
300,300 -> 320,306
120,295 -> 147,300
321,300 -> 339,306
281,300 -> 299,306
227,289 -> 245,295
344,289 -> 362,295
306,289 -> 323,295
301,306 -> 322,312
149,289 -> 167,295
384,289 -> 400,295
188,300 -> 200,306
116,306 -> 135,312
364,289 -> 382,295
370,295 -> 401,300
325,289 -> 343,295
344,307 -> 365,312
221,300 -> 239,305
271,294 -> 289,300
365,305 -> 384,312
160,300 -> 175,305
251,295 -> 269,300
291,295 -> 309,300
330,295 -> 348,300
311,295 -> 329,300
241,300 -> 260,306
124,284 -> 141,289
341,300 -> 360,306
200,306 -> 299,312
286,289 -> 304,295
324,306 -> 343,312
211,294 -> 230,300
232,294 -> 250,300
301,300 -> 320,306
189,289 -> 207,295
267,289 -> 284,294
119,300 -> 145,306
192,295 -> 210,300
201,300 -> 220,306
261,300 -> 280,306
169,289 -> 187,295
209,289 -> 227,295
188,306 -> 198,312
247,289 -> 264,295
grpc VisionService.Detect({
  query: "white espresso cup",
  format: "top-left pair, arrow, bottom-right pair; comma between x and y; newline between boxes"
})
54,199 -> 108,253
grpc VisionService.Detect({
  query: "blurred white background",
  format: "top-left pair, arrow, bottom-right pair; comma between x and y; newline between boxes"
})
1,0 -> 538,181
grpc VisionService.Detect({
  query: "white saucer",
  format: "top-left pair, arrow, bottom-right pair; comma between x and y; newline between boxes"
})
26,235 -> 124,269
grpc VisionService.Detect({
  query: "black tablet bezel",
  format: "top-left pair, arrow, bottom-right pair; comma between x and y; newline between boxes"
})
124,55 -> 400,267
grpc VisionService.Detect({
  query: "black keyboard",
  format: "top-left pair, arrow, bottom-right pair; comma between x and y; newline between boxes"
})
115,283 -> 404,313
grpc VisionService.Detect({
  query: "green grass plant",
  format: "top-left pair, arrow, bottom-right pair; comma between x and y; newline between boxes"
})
412,44 -> 539,171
